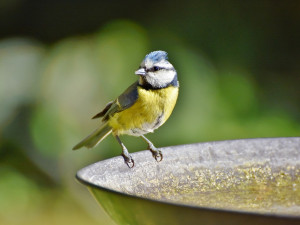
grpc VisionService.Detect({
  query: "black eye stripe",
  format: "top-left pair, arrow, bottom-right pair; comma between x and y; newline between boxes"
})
153,66 -> 159,71
145,66 -> 175,73
146,66 -> 163,72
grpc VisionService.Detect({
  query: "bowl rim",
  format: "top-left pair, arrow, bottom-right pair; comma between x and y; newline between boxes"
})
76,137 -> 300,220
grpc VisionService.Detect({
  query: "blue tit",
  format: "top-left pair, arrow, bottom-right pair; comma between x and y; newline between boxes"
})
73,50 -> 179,168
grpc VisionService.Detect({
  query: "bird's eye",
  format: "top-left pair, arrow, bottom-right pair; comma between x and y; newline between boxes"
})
153,66 -> 159,71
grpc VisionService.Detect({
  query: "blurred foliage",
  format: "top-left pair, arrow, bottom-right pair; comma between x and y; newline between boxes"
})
0,1 -> 300,225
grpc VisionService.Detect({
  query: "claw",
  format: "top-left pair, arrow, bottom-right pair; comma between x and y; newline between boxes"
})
126,158 -> 135,168
151,149 -> 163,162
140,135 -> 163,163
122,154 -> 135,168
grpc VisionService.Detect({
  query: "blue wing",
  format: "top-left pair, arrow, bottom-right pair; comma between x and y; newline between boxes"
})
92,81 -> 139,121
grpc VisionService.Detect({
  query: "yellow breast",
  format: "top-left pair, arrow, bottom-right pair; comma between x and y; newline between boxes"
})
109,86 -> 179,136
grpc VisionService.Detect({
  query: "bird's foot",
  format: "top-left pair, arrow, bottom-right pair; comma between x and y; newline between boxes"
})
149,147 -> 163,162
122,153 -> 135,168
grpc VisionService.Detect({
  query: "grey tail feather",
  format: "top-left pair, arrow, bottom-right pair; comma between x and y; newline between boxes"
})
72,122 -> 112,150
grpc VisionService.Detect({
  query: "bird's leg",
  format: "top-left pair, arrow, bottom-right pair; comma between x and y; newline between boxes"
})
115,135 -> 134,168
140,135 -> 163,162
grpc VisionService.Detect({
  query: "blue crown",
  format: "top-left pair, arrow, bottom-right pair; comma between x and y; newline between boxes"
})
144,50 -> 168,63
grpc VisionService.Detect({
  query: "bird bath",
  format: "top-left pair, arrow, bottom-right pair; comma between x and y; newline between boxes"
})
76,137 -> 300,225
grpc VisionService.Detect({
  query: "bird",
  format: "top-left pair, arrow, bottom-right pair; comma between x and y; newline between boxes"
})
73,50 -> 179,168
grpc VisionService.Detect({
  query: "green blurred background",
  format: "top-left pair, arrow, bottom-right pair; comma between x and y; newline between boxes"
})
0,1 -> 299,224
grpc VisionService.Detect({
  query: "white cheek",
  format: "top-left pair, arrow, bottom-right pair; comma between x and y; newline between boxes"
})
160,70 -> 175,83
145,75 -> 156,86
146,70 -> 174,87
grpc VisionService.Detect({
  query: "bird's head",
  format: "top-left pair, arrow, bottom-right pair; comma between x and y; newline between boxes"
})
135,50 -> 178,89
